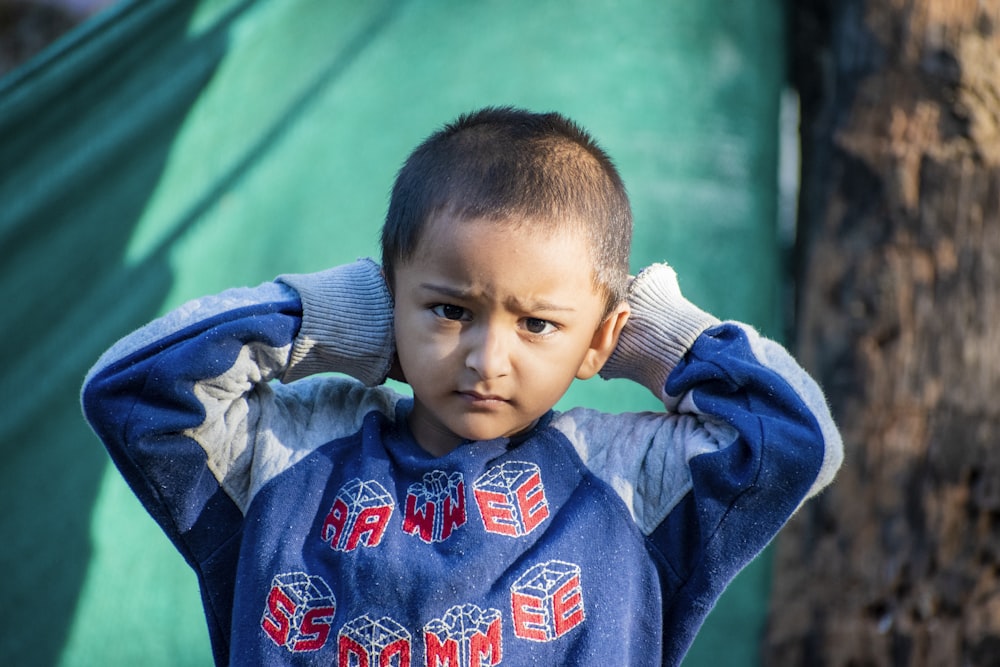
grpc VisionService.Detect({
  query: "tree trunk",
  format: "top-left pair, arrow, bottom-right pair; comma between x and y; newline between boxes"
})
766,0 -> 1000,665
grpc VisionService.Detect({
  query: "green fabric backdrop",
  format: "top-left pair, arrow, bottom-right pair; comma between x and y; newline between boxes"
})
0,1 -> 786,664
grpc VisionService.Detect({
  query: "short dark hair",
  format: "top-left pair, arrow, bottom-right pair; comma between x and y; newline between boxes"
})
381,106 -> 632,314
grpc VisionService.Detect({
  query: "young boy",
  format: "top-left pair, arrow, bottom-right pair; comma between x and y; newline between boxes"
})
82,107 -> 842,666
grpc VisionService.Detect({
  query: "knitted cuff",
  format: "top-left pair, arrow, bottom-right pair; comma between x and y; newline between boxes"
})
599,263 -> 720,397
277,258 -> 394,386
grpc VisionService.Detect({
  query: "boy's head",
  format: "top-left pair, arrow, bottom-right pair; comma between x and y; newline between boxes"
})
382,107 -> 634,456
381,106 -> 632,315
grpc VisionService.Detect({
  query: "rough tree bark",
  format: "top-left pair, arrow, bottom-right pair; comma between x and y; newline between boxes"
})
766,0 -> 1000,665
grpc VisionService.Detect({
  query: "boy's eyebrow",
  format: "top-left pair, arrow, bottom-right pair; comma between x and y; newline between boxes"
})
507,296 -> 577,314
418,282 -> 577,313
419,283 -> 472,300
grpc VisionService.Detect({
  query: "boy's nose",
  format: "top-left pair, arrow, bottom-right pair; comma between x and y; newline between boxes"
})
465,324 -> 512,379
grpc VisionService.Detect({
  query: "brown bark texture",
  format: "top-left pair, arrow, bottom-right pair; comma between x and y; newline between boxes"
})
766,0 -> 1000,665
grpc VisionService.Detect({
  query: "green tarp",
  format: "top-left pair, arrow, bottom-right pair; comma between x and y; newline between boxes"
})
0,1 -> 786,664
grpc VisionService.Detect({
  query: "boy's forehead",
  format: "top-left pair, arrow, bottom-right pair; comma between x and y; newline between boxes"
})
402,211 -> 605,297
419,209 -> 588,246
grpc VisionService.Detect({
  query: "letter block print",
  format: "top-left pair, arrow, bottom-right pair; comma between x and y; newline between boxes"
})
403,470 -> 467,543
472,461 -> 549,537
322,478 -> 395,552
510,560 -> 585,642
261,572 -> 336,652
338,615 -> 412,667
424,604 -> 502,667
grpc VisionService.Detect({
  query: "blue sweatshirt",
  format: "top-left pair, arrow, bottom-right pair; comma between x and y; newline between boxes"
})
82,259 -> 842,666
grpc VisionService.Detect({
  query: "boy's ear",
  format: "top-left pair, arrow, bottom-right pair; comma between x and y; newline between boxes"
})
576,302 -> 630,380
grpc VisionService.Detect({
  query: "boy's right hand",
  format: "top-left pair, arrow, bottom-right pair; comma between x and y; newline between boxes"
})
277,259 -> 396,386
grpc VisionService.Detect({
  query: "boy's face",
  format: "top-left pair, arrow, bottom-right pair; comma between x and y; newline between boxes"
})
392,212 -> 629,457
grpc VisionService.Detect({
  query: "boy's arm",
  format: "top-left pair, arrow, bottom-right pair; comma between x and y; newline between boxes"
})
598,262 -> 842,511
80,258 -> 394,561
578,263 -> 842,660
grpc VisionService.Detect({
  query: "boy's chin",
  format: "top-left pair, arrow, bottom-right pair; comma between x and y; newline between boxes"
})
408,402 -> 543,455
455,419 -> 540,444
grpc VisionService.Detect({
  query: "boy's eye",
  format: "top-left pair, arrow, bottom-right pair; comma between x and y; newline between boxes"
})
523,318 -> 557,335
431,304 -> 469,321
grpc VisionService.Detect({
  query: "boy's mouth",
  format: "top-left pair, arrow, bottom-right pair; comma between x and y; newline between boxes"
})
457,390 -> 509,404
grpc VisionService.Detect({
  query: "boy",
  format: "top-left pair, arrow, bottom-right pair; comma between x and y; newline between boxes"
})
82,107 -> 842,665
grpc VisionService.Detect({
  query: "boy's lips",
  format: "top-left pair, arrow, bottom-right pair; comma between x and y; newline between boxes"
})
457,390 -> 509,404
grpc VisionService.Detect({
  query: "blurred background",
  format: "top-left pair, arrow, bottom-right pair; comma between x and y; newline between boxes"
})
0,0 -> 1000,667
12,0 -> 986,665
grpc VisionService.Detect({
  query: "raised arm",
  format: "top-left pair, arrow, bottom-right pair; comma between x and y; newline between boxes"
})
81,259 -> 395,560
560,263 -> 843,663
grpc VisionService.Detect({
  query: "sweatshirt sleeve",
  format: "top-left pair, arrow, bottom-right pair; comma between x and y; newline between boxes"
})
566,264 -> 842,661
594,263 -> 843,518
80,259 -> 395,565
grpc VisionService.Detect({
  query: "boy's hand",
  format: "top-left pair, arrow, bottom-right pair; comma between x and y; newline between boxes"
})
278,259 -> 396,385
599,263 -> 719,396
